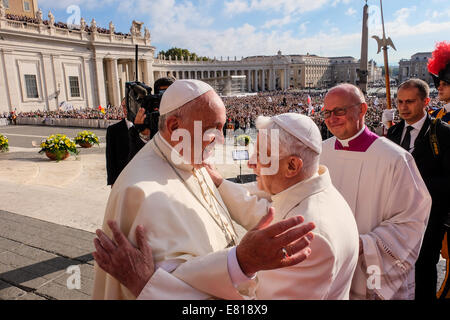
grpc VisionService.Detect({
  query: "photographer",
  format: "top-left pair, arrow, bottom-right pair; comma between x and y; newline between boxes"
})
127,77 -> 175,161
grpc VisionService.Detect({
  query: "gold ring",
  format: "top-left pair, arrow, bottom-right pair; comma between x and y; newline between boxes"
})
282,247 -> 289,259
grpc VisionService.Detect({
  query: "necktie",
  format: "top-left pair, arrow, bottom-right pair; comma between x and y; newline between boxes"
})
400,126 -> 413,151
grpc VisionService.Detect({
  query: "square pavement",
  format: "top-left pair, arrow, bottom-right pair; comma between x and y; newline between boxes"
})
0,210 -> 95,300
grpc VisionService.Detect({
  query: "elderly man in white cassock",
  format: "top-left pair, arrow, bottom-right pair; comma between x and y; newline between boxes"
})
319,83 -> 432,300
93,112 -> 360,299
92,80 -> 315,300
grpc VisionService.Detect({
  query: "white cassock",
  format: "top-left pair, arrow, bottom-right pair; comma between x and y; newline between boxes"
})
92,133 -> 257,300
320,137 -> 431,300
218,166 -> 360,299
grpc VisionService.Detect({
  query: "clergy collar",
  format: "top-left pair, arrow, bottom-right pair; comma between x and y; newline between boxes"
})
337,125 -> 365,147
271,166 -> 330,222
153,132 -> 194,172
405,113 -> 427,132
334,125 -> 379,152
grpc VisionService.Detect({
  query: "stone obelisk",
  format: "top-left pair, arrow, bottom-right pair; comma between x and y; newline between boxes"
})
358,1 -> 369,94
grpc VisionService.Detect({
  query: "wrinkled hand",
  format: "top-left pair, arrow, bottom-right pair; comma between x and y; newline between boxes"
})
236,208 -> 315,276
204,163 -> 224,187
92,220 -> 154,297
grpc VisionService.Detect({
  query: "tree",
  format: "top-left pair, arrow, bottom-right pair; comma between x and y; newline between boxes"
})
158,47 -> 210,61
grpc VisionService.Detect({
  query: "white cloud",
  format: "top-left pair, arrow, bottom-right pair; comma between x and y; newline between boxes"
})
262,15 -> 292,29
332,0 -> 352,7
224,0 -> 328,17
345,7 -> 356,16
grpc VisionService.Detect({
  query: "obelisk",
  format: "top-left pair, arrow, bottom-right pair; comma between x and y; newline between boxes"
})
358,1 -> 369,94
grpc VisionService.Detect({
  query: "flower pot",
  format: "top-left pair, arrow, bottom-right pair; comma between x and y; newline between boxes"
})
45,150 -> 69,161
79,142 -> 93,148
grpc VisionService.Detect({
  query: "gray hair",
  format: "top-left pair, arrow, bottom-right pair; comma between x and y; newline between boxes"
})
256,116 -> 320,179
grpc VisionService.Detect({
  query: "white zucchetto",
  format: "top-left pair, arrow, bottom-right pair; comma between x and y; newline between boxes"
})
271,113 -> 322,154
159,80 -> 214,115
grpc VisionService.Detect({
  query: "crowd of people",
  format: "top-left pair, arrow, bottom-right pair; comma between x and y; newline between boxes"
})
1,106 -> 125,121
2,89 -> 444,136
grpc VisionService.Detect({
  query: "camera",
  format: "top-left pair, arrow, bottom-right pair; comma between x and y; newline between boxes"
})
125,77 -> 175,139
125,81 -> 160,139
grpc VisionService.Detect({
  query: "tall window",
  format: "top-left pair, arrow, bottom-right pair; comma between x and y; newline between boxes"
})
3,0 -> 9,9
24,74 -> 38,98
23,0 -> 30,11
69,76 -> 81,98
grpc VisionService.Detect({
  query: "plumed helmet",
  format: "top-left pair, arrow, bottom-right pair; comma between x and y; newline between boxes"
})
427,41 -> 450,88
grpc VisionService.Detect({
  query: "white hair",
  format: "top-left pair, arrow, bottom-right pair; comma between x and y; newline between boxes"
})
158,102 -> 193,132
255,116 -> 320,179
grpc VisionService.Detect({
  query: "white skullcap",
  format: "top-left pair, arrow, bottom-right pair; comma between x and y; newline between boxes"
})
271,113 -> 322,154
159,79 -> 214,115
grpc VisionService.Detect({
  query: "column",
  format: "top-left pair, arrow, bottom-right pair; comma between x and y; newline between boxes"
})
107,58 -> 121,107
285,68 -> 290,90
247,70 -> 251,92
142,59 -> 155,89
40,53 -> 53,111
82,57 -> 93,109
52,55 -> 66,105
261,69 -> 265,92
268,69 -> 273,91
94,56 -> 107,108
2,50 -> 20,112
254,70 -> 258,92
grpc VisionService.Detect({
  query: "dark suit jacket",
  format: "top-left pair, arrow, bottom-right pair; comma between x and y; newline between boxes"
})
387,115 -> 450,218
106,119 -> 130,186
127,126 -> 146,162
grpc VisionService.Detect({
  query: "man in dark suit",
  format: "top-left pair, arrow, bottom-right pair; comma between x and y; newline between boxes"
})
106,99 -> 131,187
387,79 -> 450,300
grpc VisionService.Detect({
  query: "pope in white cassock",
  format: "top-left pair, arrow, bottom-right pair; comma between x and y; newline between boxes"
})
93,111 -> 360,300
212,113 -> 360,299
319,84 -> 432,300
92,80 -> 315,300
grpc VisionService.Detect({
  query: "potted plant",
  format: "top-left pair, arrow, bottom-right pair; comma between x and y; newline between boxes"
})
74,130 -> 99,148
0,134 -> 8,152
39,134 -> 79,161
236,134 -> 251,146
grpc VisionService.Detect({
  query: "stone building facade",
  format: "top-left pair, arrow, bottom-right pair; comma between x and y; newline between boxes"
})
153,51 -> 382,93
0,2 -> 154,113
398,52 -> 433,85
0,1 -> 383,113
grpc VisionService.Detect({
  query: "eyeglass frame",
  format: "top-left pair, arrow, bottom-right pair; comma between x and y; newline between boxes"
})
321,103 -> 362,119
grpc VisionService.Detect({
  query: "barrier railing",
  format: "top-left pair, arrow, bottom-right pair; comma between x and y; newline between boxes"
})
14,117 -> 120,128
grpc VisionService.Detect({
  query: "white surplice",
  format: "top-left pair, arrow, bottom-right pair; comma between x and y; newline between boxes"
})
92,133 -> 256,300
218,166 -> 360,299
320,137 -> 432,300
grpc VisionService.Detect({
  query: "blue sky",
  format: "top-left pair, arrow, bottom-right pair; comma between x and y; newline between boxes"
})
37,0 -> 450,65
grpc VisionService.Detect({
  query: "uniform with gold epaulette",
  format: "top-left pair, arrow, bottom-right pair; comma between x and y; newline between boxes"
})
431,106 -> 450,124
427,41 -> 450,300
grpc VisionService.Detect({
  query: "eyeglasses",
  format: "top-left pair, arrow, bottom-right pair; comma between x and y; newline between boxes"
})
321,103 -> 361,119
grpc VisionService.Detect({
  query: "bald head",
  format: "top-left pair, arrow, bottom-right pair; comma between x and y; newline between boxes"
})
326,84 -> 366,106
323,84 -> 368,140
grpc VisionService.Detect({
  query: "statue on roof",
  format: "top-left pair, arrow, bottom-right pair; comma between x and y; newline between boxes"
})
48,11 -> 55,26
109,21 -> 115,34
144,27 -> 150,41
36,9 -> 43,23
0,2 -> 5,19
91,18 -> 97,32
80,17 -> 86,31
